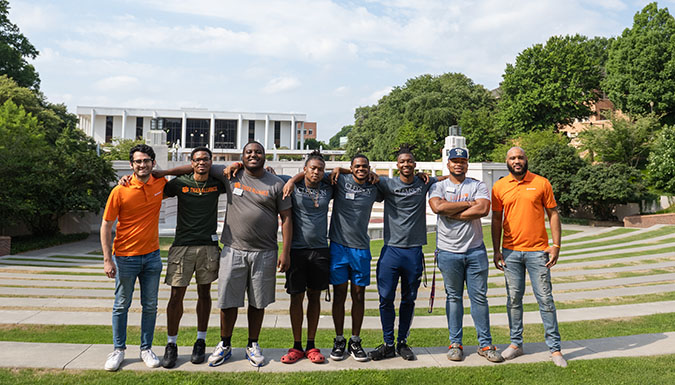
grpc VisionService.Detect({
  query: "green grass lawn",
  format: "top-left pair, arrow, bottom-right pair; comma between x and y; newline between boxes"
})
0,355 -> 673,385
0,313 -> 673,348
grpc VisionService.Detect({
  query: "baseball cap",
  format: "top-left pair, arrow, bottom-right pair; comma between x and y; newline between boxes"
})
448,147 -> 469,160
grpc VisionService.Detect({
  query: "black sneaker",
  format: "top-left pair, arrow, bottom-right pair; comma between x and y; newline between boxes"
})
191,339 -> 206,364
348,337 -> 369,362
161,343 -> 177,368
368,343 -> 395,361
330,337 -> 347,361
396,341 -> 415,361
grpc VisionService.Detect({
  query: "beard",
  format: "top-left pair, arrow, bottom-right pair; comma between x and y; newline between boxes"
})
507,160 -> 528,176
450,170 -> 465,179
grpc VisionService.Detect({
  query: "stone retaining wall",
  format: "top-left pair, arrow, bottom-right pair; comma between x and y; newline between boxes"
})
623,213 -> 675,228
0,236 -> 10,256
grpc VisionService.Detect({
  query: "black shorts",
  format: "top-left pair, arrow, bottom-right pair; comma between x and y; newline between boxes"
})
285,248 -> 330,294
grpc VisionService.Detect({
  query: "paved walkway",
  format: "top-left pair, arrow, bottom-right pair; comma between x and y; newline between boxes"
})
2,332 -> 673,372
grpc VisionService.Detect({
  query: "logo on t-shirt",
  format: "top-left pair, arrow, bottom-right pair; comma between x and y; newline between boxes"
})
182,186 -> 190,193
395,186 -> 423,196
234,182 -> 269,196
345,182 -> 373,196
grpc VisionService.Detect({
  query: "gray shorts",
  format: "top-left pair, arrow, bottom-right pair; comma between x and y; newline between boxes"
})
217,245 -> 278,309
165,245 -> 219,286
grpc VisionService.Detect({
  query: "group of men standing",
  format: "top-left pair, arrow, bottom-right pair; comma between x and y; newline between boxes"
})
100,141 -> 567,371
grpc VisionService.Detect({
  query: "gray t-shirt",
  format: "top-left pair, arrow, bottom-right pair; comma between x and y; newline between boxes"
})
329,173 -> 383,249
429,177 -> 489,253
279,175 -> 333,249
217,169 -> 292,251
377,176 -> 437,248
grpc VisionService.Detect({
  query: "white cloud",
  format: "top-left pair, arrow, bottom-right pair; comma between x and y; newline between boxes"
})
94,75 -> 140,91
334,86 -> 349,94
360,86 -> 393,106
263,76 -> 301,94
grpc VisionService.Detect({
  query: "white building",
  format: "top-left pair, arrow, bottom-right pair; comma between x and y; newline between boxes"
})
76,106 -> 335,161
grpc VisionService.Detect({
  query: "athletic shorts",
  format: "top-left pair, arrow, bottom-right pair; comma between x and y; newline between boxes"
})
285,248 -> 330,294
329,242 -> 371,287
217,245 -> 277,309
165,245 -> 219,286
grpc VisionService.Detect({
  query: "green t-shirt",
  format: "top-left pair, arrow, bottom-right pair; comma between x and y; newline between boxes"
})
164,173 -> 227,246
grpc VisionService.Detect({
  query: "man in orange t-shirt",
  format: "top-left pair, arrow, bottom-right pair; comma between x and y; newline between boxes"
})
100,144 -> 167,371
491,147 -> 567,368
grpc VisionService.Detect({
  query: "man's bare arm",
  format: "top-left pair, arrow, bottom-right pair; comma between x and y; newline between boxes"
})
100,219 -> 116,278
282,172 -> 305,199
544,207 -> 562,268
277,209 -> 293,273
491,211 -> 505,271
428,197 -> 473,216
448,198 -> 490,220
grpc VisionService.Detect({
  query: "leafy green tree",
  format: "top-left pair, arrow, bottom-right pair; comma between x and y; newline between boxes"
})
579,114 -> 660,169
346,73 -> 494,161
570,163 -> 647,220
647,124 -> 675,193
299,138 -> 331,150
458,107 -> 505,162
490,130 -> 570,162
0,0 -> 40,89
603,2 -> 675,124
101,138 -> 147,161
395,122 -> 437,161
0,100 -> 47,232
497,34 -> 605,133
328,125 -> 352,148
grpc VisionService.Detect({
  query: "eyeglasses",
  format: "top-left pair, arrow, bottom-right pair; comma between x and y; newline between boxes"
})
132,158 -> 153,165
192,157 -> 211,163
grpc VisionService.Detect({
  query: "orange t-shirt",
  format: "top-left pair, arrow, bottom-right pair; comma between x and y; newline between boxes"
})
103,174 -> 167,256
491,171 -> 557,251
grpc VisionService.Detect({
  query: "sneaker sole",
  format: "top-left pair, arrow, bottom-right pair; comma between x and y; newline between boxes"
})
350,352 -> 370,362
329,353 -> 347,361
246,352 -> 264,367
208,350 -> 232,367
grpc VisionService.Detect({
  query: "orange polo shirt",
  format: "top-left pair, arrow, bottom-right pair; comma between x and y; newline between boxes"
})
103,174 -> 167,256
491,171 -> 557,251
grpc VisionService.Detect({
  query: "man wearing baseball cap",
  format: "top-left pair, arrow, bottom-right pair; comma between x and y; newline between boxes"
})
428,148 -> 504,363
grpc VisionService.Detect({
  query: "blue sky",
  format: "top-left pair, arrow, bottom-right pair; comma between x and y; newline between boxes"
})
10,0 -> 671,141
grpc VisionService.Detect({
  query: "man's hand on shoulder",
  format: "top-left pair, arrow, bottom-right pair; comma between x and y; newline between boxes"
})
152,169 -> 168,179
282,180 -> 295,199
224,162 -> 243,179
416,172 -> 430,184
118,174 -> 132,186
367,171 -> 380,184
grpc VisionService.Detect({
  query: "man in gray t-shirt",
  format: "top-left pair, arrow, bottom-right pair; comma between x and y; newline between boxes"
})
208,141 -> 293,368
428,147 -> 503,363
368,145 -> 438,362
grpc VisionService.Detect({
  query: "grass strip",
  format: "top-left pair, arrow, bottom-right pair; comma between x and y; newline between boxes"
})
562,226 -> 675,251
561,227 -> 638,244
0,356 -> 673,385
560,246 -> 675,263
0,312 -> 672,348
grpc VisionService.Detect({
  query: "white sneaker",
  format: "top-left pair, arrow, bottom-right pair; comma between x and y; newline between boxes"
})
208,341 -> 232,367
140,348 -> 161,368
245,342 -> 265,367
104,349 -> 125,371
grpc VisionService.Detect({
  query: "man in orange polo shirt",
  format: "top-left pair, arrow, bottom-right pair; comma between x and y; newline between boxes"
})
100,144 -> 167,371
491,147 -> 567,368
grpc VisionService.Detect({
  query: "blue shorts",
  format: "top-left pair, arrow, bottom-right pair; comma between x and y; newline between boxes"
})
329,242 -> 371,287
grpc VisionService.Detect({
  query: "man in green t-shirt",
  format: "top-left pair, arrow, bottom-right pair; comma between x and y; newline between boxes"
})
160,146 -> 227,368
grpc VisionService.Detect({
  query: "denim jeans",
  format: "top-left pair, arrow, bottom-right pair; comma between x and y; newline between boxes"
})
437,245 -> 492,348
376,245 -> 423,345
112,249 -> 162,350
502,248 -> 561,352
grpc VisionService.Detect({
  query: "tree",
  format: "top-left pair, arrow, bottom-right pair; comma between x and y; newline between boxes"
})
300,138 -> 331,150
579,114 -> 660,169
0,0 -> 40,89
490,130 -> 570,162
458,107 -> 505,162
570,163 -> 647,220
101,138 -> 147,161
328,125 -> 353,149
603,2 -> 675,124
395,122 -> 437,161
496,34 -> 605,133
346,73 -> 495,161
647,124 -> 675,193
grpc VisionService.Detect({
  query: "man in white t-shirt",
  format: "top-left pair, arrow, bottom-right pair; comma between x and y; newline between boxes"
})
428,148 -> 504,363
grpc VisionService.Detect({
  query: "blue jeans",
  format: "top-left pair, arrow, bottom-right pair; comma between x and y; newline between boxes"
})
437,245 -> 492,348
112,249 -> 162,350
376,245 -> 423,345
502,248 -> 561,352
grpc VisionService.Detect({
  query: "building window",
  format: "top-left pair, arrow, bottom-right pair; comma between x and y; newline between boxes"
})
161,118 -> 182,147
186,119 -> 209,148
248,120 -> 255,141
135,117 -> 143,140
215,119 -> 237,149
105,116 -> 113,143
309,129 -> 313,135
274,121 -> 281,148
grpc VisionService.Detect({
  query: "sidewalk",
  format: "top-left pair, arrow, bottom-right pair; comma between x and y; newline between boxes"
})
1,332 -> 673,372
